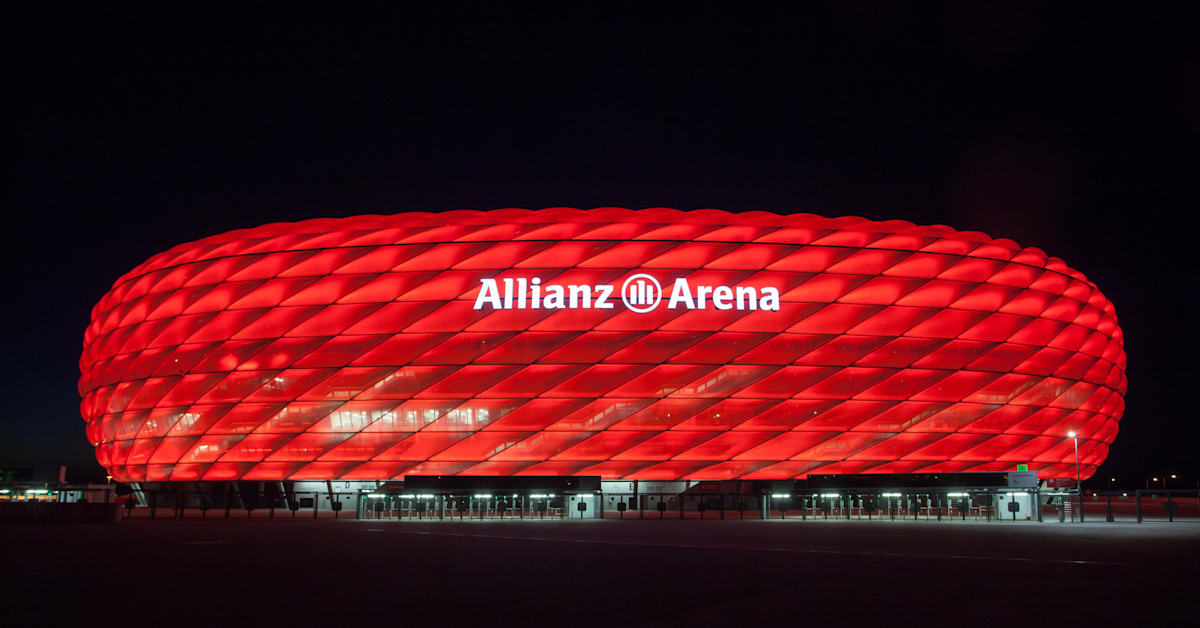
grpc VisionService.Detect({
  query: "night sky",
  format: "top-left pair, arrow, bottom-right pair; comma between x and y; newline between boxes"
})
5,5 -> 1196,486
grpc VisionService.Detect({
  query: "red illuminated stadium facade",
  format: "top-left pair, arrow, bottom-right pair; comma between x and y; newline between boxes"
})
79,209 -> 1126,485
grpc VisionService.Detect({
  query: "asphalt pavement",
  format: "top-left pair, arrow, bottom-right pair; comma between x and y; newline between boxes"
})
5,518 -> 1197,627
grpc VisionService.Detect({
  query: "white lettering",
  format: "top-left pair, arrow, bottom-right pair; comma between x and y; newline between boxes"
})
712,285 -> 733,310
594,284 -> 614,309
760,287 -> 780,311
668,278 -> 695,309
736,286 -> 757,311
545,285 -> 565,309
474,277 -> 780,313
569,285 -> 592,308
474,278 -> 502,310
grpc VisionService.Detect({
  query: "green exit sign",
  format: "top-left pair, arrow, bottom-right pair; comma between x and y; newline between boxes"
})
1016,464 -> 1029,471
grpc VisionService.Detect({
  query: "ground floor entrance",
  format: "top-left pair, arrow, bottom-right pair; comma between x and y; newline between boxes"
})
360,492 -> 577,520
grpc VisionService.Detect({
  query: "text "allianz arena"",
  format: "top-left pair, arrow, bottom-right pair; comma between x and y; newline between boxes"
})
472,275 -> 782,312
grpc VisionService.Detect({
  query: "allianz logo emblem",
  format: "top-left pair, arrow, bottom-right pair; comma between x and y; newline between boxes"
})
473,275 -> 780,313
622,273 -> 661,313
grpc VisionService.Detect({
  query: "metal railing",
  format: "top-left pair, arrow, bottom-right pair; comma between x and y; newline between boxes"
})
59,487 -> 1200,524
1085,490 -> 1200,523
113,489 -> 359,520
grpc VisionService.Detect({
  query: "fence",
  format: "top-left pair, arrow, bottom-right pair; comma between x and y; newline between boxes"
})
114,490 -> 1033,522
0,501 -> 122,523
23,487 -> 1200,524
359,493 -> 570,520
119,489 -> 363,520
602,491 -> 1040,522
1085,490 -> 1200,523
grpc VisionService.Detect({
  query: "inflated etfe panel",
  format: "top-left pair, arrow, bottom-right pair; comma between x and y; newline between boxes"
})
79,209 -> 1126,482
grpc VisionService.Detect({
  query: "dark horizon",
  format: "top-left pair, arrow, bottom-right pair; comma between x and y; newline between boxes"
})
5,5 -> 1196,487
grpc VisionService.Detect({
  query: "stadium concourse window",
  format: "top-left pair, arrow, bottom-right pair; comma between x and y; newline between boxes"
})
78,209 -> 1123,488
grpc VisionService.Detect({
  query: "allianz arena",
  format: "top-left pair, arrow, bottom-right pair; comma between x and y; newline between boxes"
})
79,208 -> 1126,484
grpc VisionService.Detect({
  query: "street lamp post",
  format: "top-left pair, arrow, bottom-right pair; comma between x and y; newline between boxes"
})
1163,474 -> 1178,522
1067,431 -> 1081,485
1068,431 -> 1082,522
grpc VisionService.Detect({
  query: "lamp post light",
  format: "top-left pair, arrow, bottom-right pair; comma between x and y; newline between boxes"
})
1067,431 -> 1082,522
1067,431 -> 1080,486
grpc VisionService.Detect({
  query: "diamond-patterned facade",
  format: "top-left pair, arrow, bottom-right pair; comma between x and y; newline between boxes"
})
79,209 -> 1126,483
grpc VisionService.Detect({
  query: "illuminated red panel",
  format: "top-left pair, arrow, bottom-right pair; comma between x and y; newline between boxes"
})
80,209 -> 1126,481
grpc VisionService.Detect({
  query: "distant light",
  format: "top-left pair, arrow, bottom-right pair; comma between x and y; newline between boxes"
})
947,492 -> 968,497
771,493 -> 790,499
366,493 -> 384,498
1171,474 -> 1177,479
819,493 -> 840,498
0,489 -> 9,494
881,492 -> 901,497
25,489 -> 49,494
399,494 -> 415,498
1067,431 -> 1076,438
474,493 -> 492,498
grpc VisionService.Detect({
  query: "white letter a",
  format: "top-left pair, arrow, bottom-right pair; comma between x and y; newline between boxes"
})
667,278 -> 695,309
474,278 -> 502,310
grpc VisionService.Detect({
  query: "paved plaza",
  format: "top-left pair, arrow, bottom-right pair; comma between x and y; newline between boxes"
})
5,518 -> 1197,626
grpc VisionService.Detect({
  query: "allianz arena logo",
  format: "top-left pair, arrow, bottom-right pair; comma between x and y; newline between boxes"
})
621,273 -> 661,313
473,275 -> 780,313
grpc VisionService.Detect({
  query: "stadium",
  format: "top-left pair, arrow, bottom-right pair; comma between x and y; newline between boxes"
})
77,208 -> 1125,515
